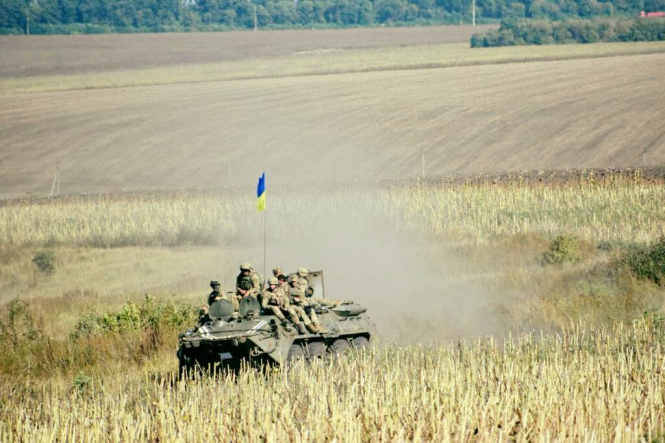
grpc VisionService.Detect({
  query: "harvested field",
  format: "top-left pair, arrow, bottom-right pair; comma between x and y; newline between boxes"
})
1,50 -> 664,198
0,25 -> 494,78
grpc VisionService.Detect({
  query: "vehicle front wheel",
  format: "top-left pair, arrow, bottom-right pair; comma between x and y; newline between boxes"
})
307,341 -> 326,361
327,338 -> 350,356
287,343 -> 305,362
351,336 -> 370,350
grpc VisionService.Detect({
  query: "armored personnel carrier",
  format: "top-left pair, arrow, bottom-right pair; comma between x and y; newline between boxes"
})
177,270 -> 375,372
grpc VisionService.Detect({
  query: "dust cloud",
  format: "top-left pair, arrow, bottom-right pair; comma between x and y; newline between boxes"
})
218,184 -> 508,343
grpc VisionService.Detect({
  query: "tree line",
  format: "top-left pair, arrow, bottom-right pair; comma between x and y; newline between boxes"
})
470,17 -> 665,45
1,0 -> 665,34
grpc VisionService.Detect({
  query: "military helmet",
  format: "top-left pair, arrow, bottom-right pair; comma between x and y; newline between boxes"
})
288,274 -> 299,283
240,262 -> 252,271
298,267 -> 308,277
210,280 -> 220,288
273,266 -> 282,273
268,277 -> 279,285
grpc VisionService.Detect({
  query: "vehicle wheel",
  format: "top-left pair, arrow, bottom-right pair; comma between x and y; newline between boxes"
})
177,348 -> 195,378
287,343 -> 305,362
327,338 -> 350,356
351,336 -> 370,350
307,341 -> 326,361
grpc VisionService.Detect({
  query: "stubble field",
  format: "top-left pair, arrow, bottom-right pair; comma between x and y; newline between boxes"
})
2,173 -> 665,441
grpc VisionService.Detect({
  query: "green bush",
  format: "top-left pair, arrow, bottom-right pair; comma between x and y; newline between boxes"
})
32,250 -> 56,275
471,18 -> 665,47
72,295 -> 196,338
73,371 -> 92,393
622,237 -> 665,286
0,300 -> 41,349
542,234 -> 583,264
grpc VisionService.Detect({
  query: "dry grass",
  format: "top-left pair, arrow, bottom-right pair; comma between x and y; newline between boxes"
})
1,177 -> 664,335
388,178 -> 665,243
1,177 -> 664,440
1,318 -> 664,441
2,178 -> 663,248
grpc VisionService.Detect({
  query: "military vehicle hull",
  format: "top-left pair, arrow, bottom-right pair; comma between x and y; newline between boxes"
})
178,303 -> 375,372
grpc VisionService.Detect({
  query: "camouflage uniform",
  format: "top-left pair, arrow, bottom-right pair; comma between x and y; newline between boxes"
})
261,278 -> 298,325
288,275 -> 323,333
209,289 -> 240,311
200,281 -> 239,323
236,262 -> 261,299
297,268 -> 345,308
272,266 -> 286,281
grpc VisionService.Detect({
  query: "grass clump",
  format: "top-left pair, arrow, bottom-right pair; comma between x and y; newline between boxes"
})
541,234 -> 585,264
73,371 -> 92,393
0,299 -> 41,349
32,250 -> 56,275
622,237 -> 665,286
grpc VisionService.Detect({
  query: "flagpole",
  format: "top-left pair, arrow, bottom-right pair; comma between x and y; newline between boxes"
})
263,209 -> 266,281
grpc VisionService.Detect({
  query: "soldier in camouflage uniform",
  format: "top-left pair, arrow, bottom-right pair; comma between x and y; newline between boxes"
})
297,268 -> 350,307
208,281 -> 239,310
199,281 -> 238,324
272,266 -> 286,281
261,277 -> 298,331
236,262 -> 261,300
288,275 -> 324,333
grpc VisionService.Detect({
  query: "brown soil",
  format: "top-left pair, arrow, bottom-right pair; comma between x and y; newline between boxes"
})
0,25 -> 494,78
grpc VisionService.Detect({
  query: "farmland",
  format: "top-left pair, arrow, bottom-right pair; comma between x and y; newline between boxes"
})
1,173 -> 665,441
1,27 -> 665,441
2,40 -> 665,197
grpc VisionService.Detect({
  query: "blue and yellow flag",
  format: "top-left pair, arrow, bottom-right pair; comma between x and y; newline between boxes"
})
256,172 -> 266,212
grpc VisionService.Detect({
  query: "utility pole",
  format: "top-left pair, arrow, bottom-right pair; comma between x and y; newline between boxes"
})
50,164 -> 60,197
421,148 -> 425,178
25,6 -> 30,35
253,4 -> 258,31
472,0 -> 476,26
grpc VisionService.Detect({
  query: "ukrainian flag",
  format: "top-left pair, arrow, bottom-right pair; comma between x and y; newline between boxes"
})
256,172 -> 266,212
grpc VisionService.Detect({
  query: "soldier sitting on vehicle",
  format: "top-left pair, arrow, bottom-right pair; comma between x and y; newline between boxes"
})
288,275 -> 325,334
236,262 -> 261,299
261,277 -> 299,331
297,267 -> 351,307
208,281 -> 239,310
199,280 -> 239,324
273,266 -> 287,281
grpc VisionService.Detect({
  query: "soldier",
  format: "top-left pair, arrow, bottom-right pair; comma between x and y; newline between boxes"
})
273,266 -> 286,281
288,275 -> 325,333
296,267 -> 313,297
208,280 -> 239,310
297,267 -> 350,307
236,262 -> 261,299
199,281 -> 237,324
207,281 -> 223,306
261,277 -> 298,330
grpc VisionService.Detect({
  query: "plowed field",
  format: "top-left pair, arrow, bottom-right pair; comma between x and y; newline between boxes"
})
1,29 -> 664,198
